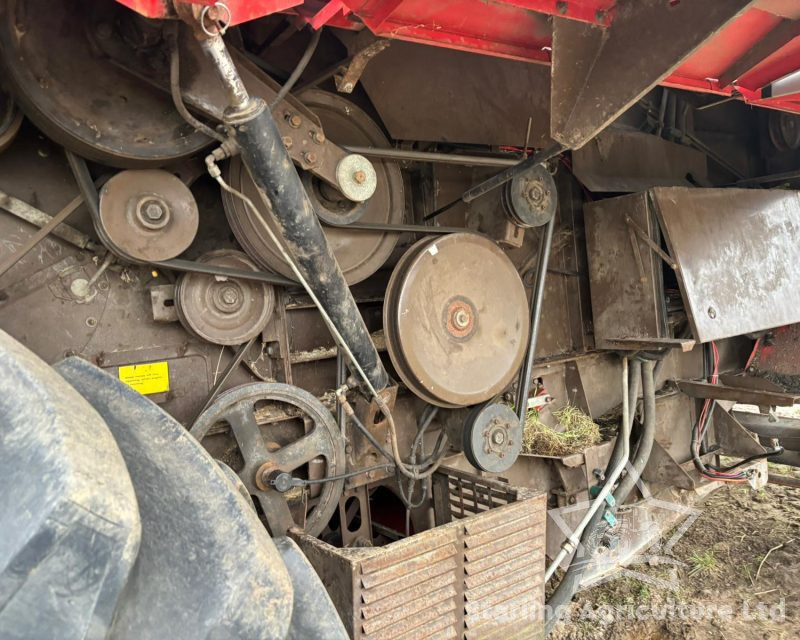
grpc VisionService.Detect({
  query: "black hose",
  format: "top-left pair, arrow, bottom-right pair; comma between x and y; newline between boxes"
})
546,358 -> 653,634
168,32 -> 225,143
614,360 -> 657,504
270,27 -> 321,109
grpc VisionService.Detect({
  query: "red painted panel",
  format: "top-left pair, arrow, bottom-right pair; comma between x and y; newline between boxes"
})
341,0 -> 553,62
113,0 -> 800,115
737,37 -> 800,91
672,8 -> 781,81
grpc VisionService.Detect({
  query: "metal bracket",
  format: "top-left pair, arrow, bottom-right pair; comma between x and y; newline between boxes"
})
335,39 -> 391,94
625,215 -> 677,275
712,404 -> 768,457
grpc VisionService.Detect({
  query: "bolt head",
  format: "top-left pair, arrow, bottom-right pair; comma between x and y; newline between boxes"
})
288,114 -> 302,128
221,288 -> 239,305
144,202 -> 165,221
527,184 -> 544,203
353,170 -> 367,184
708,306 -> 717,319
282,136 -> 293,149
304,152 -> 318,165
492,430 -> 506,445
311,130 -> 325,144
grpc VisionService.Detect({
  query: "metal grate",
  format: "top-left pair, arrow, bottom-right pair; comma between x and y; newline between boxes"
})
295,467 -> 546,639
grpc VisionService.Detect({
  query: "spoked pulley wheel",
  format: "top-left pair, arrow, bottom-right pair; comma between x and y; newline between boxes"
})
384,233 -> 530,408
175,250 -> 275,346
0,0 -> 210,167
222,89 -> 404,285
190,382 -> 346,537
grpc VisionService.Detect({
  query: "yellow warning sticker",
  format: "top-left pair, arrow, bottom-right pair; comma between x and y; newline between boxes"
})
118,361 -> 170,395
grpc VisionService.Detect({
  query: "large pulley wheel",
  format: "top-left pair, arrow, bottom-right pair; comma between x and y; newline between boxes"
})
190,382 -> 346,537
98,170 -> 199,262
222,89 -> 404,285
0,0 -> 210,167
462,402 -> 523,473
384,233 -> 530,408
175,250 -> 275,346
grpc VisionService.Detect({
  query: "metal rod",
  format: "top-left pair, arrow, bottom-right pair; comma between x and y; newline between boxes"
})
199,36 -> 250,110
322,220 -> 472,234
342,146 -> 519,168
336,351 -> 346,437
515,215 -> 556,423
0,191 -> 94,250
736,168 -> 800,186
0,193 -> 88,278
153,258 -> 295,287
462,143 -> 565,203
193,336 -> 257,426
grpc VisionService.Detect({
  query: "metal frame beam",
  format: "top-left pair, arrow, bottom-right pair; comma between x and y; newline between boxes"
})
550,0 -> 756,149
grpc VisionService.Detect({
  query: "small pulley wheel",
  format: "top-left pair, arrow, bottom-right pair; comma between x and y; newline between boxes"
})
190,382 -> 346,537
462,402 -> 522,473
222,89 -> 404,285
501,164 -> 557,228
384,233 -> 530,408
175,250 -> 275,346
98,170 -> 199,262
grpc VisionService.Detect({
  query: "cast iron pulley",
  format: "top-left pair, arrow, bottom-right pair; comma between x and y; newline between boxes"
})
222,89 -> 404,285
462,402 -> 523,473
190,382 -> 346,537
501,164 -> 557,228
384,233 -> 530,408
0,0 -> 211,167
98,169 -> 199,262
175,250 -> 275,346
0,88 -> 22,155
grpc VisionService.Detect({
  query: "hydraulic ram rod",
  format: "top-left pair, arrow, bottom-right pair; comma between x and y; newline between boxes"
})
199,35 -> 389,391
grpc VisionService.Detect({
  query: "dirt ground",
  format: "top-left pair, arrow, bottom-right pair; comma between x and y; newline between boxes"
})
550,464 -> 800,639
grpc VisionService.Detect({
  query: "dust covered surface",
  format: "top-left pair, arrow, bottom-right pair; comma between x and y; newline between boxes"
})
550,468 -> 800,639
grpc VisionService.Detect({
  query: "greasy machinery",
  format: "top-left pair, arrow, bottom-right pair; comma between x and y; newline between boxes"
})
1,0 -> 800,638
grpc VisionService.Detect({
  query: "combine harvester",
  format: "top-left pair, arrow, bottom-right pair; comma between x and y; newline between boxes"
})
1,0 -> 799,637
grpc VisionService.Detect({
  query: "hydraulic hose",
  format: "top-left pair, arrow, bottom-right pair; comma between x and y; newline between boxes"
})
545,357 -> 653,634
614,360 -> 657,504
544,358 -> 632,582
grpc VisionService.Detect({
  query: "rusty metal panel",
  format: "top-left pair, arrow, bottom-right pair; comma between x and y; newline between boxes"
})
550,0 -> 755,149
651,187 -> 800,342
584,192 -> 667,348
358,40 -> 553,148
295,469 -> 545,640
572,129 -> 708,192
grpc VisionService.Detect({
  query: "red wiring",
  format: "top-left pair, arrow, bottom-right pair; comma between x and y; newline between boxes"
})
745,337 -> 761,371
694,341 -> 749,483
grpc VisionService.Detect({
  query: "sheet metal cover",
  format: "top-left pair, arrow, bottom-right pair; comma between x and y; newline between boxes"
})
384,233 -> 529,407
653,187 -> 800,342
572,130 -> 707,193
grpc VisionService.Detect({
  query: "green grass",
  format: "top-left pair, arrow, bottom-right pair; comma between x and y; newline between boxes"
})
688,550 -> 718,577
522,405 -> 601,456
